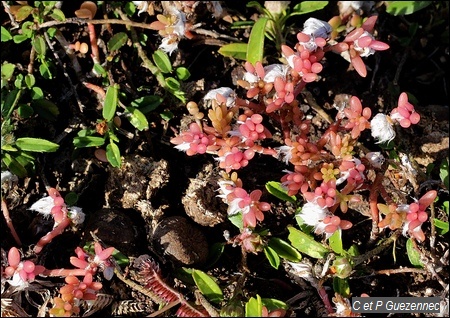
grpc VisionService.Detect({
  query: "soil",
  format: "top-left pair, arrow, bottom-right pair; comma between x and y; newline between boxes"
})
1,1 -> 449,317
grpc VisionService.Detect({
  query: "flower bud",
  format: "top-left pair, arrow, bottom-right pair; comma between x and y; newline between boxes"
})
331,256 -> 353,278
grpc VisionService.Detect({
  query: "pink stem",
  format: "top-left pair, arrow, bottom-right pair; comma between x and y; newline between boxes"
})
88,23 -> 100,65
43,268 -> 89,277
2,199 -> 22,246
34,217 -> 71,254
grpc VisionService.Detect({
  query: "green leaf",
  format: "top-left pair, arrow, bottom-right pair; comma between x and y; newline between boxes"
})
103,84 -> 119,121
175,67 -> 191,81
264,245 -> 281,269
192,269 -> 223,303
31,87 -> 44,100
15,137 -> 59,152
17,104 -> 34,118
433,218 -> 449,235
32,35 -> 47,56
16,5 -> 33,21
152,49 -> 172,73
329,230 -> 343,255
24,74 -> 35,89
31,98 -> 59,121
130,95 -> 163,114
46,27 -> 57,38
13,34 -> 29,44
112,248 -> 130,266
246,17 -> 268,64
93,63 -> 107,77
1,62 -> 15,82
125,107 -> 148,131
292,1 -> 328,15
439,158 -> 449,189
384,1 -> 432,16
261,298 -> 289,311
64,192 -> 78,206
245,295 -> 263,317
106,141 -> 121,167
107,32 -> 129,51
267,237 -> 302,262
333,277 -> 351,298
39,60 -> 53,79
2,153 -> 28,178
218,43 -> 248,60
287,226 -> 329,259
73,136 -> 105,148
406,238 -> 424,268
2,89 -> 19,117
50,8 -> 65,21
160,110 -> 173,121
1,26 -> 12,42
165,77 -> 180,90
228,212 -> 243,229
265,181 -> 296,203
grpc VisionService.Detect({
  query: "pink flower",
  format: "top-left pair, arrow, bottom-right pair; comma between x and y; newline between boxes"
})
170,122 -> 216,156
70,243 -> 115,279
226,187 -> 271,228
4,247 -> 45,289
331,16 -> 389,77
402,190 -> 437,242
342,96 -> 372,139
390,92 -> 420,128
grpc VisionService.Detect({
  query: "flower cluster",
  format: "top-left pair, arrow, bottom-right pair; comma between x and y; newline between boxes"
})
169,10 -> 430,255
49,273 -> 103,317
3,247 -> 45,290
370,92 -> 420,144
49,243 -> 115,317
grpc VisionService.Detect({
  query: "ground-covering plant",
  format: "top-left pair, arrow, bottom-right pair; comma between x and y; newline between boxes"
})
1,1 -> 448,317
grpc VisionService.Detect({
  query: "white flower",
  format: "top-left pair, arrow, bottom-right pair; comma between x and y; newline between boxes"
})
370,113 -> 396,144
297,202 -> 330,235
216,179 -> 235,200
132,1 -> 149,16
263,64 -> 289,82
203,87 -> 236,107
68,206 -> 85,225
264,1 -> 291,16
302,17 -> 332,40
29,196 -> 54,216
275,146 -> 293,164
159,35 -> 179,55
365,152 -> 385,169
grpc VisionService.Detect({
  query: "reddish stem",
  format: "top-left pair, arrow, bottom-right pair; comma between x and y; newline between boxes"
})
43,268 -> 89,277
1,198 -> 22,246
34,217 -> 71,254
87,23 -> 100,65
369,172 -> 384,242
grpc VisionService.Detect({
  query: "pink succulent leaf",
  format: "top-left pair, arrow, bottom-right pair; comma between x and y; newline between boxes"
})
418,190 -> 437,210
362,16 -> 378,32
8,247 -> 21,267
369,40 -> 390,50
344,27 -> 364,42
351,55 -> 367,77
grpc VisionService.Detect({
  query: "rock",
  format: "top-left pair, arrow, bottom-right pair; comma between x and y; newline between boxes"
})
152,216 -> 209,266
182,163 -> 228,226
104,155 -> 169,219
82,208 -> 147,256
